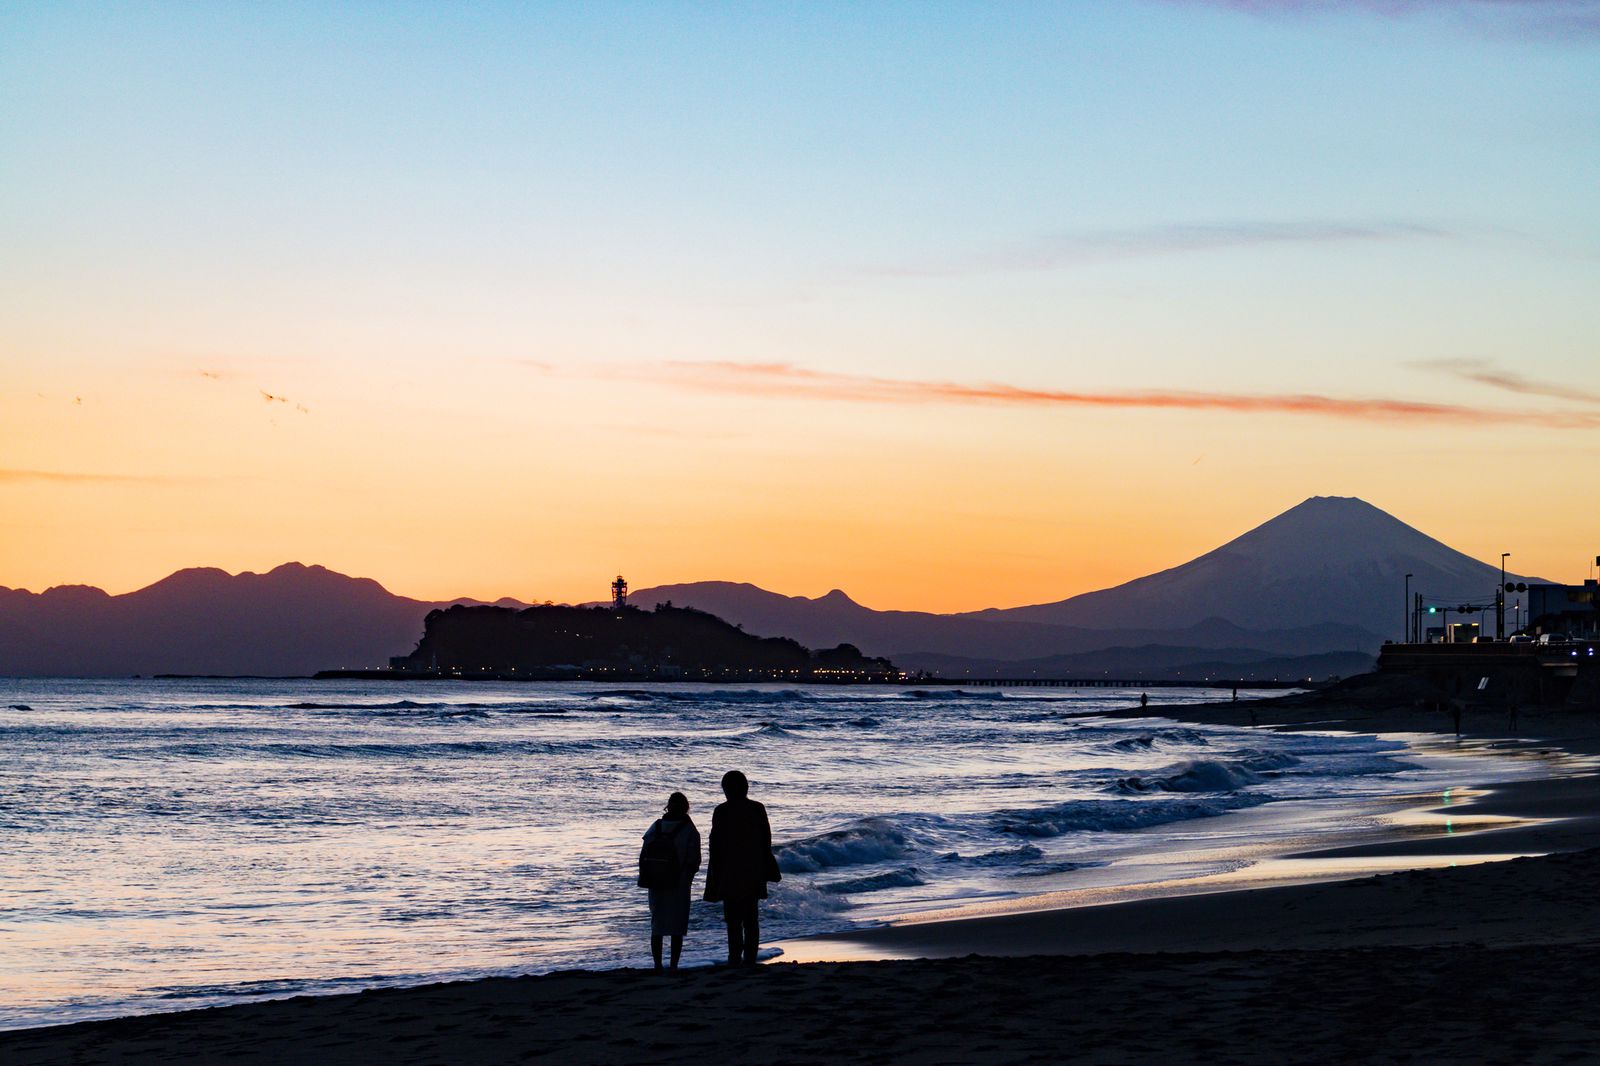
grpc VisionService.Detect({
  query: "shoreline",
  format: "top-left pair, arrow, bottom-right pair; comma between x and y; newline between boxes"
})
774,689 -> 1600,963
6,683 -> 1600,1062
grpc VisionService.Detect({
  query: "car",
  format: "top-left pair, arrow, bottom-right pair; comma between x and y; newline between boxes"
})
1537,633 -> 1570,645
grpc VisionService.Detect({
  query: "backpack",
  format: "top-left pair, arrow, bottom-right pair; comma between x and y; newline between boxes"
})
639,822 -> 682,890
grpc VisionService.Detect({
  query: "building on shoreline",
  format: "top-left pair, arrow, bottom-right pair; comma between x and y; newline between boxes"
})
1525,579 -> 1599,641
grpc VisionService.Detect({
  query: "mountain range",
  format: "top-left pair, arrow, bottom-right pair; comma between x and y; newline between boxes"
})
0,564 -> 527,678
0,497 -> 1535,678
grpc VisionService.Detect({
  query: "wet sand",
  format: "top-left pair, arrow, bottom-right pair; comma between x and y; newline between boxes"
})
7,682 -> 1600,1064
783,682 -> 1600,964
6,933 -> 1600,1064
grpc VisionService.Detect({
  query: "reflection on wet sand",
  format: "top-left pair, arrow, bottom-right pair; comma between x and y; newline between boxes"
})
776,762 -> 1576,963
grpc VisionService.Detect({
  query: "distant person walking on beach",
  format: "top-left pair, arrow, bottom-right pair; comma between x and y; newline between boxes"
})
704,770 -> 778,965
638,791 -> 701,971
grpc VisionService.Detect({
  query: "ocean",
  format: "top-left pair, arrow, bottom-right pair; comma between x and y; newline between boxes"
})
0,678 -> 1553,1029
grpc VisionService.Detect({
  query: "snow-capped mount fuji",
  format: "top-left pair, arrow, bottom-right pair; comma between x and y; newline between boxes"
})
974,496 -> 1537,634
624,497 -> 1538,667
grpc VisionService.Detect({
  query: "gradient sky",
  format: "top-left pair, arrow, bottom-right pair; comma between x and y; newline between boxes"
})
3,1 -> 1598,611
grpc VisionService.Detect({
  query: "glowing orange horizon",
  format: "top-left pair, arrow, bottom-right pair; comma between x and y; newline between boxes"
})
3,356 -> 1596,614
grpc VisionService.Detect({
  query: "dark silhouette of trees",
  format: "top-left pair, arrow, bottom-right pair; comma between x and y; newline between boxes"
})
399,604 -> 897,679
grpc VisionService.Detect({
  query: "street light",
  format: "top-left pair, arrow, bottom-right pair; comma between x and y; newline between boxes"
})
1499,553 -> 1511,640
1404,573 -> 1413,644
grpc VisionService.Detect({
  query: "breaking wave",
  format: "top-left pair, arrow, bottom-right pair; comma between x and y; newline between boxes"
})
761,881 -> 851,923
1006,860 -> 1108,878
160,739 -> 593,760
1108,728 -> 1210,752
595,689 -> 815,705
752,722 -> 804,738
776,816 -> 925,872
901,689 -> 1009,701
817,867 -> 927,894
1112,752 -> 1297,794
940,845 -> 1043,867
989,795 -> 1267,838
283,700 -> 564,718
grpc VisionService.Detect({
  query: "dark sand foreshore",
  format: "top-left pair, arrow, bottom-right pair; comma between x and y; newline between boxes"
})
7,680 -> 1600,1065
7,932 -> 1600,1064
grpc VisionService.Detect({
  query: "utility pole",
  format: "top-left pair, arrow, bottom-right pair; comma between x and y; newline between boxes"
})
1404,573 -> 1413,644
1499,553 -> 1510,641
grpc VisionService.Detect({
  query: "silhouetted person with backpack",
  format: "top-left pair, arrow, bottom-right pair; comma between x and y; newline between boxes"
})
703,770 -> 777,965
638,791 -> 700,971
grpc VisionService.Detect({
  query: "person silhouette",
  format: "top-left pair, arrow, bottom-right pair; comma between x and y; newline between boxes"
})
638,791 -> 700,971
703,770 -> 776,965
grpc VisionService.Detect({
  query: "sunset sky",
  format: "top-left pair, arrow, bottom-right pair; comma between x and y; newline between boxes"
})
4,1 -> 1598,612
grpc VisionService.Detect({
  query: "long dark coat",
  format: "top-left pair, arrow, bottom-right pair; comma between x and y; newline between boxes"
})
704,797 -> 772,903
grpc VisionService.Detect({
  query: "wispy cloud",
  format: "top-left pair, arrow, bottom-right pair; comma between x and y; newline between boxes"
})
624,361 -> 1600,428
1166,0 -> 1600,41
885,221 -> 1444,278
0,469 -> 182,485
1413,358 -> 1600,404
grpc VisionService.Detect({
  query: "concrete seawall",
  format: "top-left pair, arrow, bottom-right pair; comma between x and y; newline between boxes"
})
1377,641 -> 1599,710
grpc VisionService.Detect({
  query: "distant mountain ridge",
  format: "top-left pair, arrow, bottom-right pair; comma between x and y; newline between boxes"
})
615,581 -> 1377,662
0,497 -> 1533,678
0,563 -> 528,677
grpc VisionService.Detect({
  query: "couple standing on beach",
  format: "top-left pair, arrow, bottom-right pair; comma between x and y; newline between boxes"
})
637,769 -> 779,970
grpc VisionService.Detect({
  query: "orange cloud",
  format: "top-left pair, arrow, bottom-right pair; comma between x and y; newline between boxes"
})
627,361 -> 1600,427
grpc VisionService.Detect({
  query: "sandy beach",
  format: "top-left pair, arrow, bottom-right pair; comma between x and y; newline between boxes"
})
7,684 -> 1600,1064
6,933 -> 1600,1064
